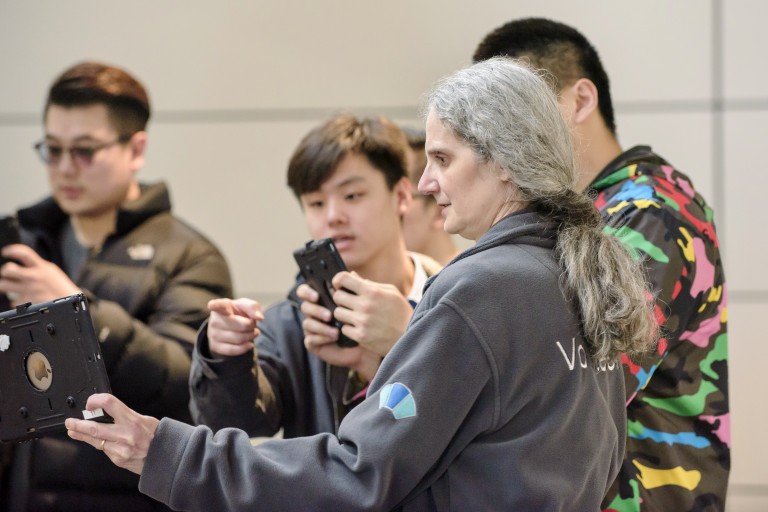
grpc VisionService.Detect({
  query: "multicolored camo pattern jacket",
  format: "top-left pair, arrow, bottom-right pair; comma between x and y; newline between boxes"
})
596,147 -> 729,512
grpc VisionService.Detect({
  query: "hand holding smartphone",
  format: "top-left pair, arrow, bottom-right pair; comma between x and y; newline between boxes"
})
0,215 -> 22,266
0,215 -> 22,311
293,238 -> 358,347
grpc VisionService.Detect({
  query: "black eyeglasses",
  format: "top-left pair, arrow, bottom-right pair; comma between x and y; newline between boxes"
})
33,136 -> 131,167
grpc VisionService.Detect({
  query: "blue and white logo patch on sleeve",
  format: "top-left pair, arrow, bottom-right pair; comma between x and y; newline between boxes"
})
379,383 -> 417,419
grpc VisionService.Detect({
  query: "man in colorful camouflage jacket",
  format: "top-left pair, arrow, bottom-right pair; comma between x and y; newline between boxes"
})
474,17 -> 729,512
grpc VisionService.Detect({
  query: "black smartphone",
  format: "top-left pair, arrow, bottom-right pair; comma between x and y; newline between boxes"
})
293,238 -> 357,347
0,215 -> 22,266
0,215 -> 22,311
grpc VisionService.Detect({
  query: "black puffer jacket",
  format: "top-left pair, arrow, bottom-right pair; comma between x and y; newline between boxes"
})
1,182 -> 233,512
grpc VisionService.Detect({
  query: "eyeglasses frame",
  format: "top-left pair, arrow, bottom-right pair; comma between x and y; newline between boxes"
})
33,134 -> 133,167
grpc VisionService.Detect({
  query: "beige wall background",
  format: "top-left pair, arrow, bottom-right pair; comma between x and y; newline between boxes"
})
0,0 -> 764,509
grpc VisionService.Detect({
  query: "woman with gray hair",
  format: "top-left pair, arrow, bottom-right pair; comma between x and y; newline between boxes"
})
424,56 -> 656,363
65,58 -> 657,512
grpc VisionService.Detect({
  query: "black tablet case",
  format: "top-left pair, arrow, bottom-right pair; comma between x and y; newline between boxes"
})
0,294 -> 111,443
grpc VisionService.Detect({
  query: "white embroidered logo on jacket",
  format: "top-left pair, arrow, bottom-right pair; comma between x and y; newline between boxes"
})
127,244 -> 155,261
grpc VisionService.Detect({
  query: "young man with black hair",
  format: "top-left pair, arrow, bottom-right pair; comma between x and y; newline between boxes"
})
189,114 -> 442,439
473,18 -> 728,511
0,61 -> 232,512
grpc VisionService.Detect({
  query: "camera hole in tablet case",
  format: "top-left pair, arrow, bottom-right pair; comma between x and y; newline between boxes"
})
25,351 -> 53,391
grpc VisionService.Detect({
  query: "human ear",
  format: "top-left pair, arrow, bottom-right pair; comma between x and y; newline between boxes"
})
128,131 -> 148,173
569,78 -> 599,126
394,177 -> 413,215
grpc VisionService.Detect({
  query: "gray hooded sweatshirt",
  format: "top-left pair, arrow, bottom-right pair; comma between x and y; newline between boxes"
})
139,210 -> 626,511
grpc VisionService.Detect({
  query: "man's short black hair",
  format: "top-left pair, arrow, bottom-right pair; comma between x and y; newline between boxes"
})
473,17 -> 616,135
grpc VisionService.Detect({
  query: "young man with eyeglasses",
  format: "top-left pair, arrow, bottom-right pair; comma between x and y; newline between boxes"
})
0,61 -> 233,512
